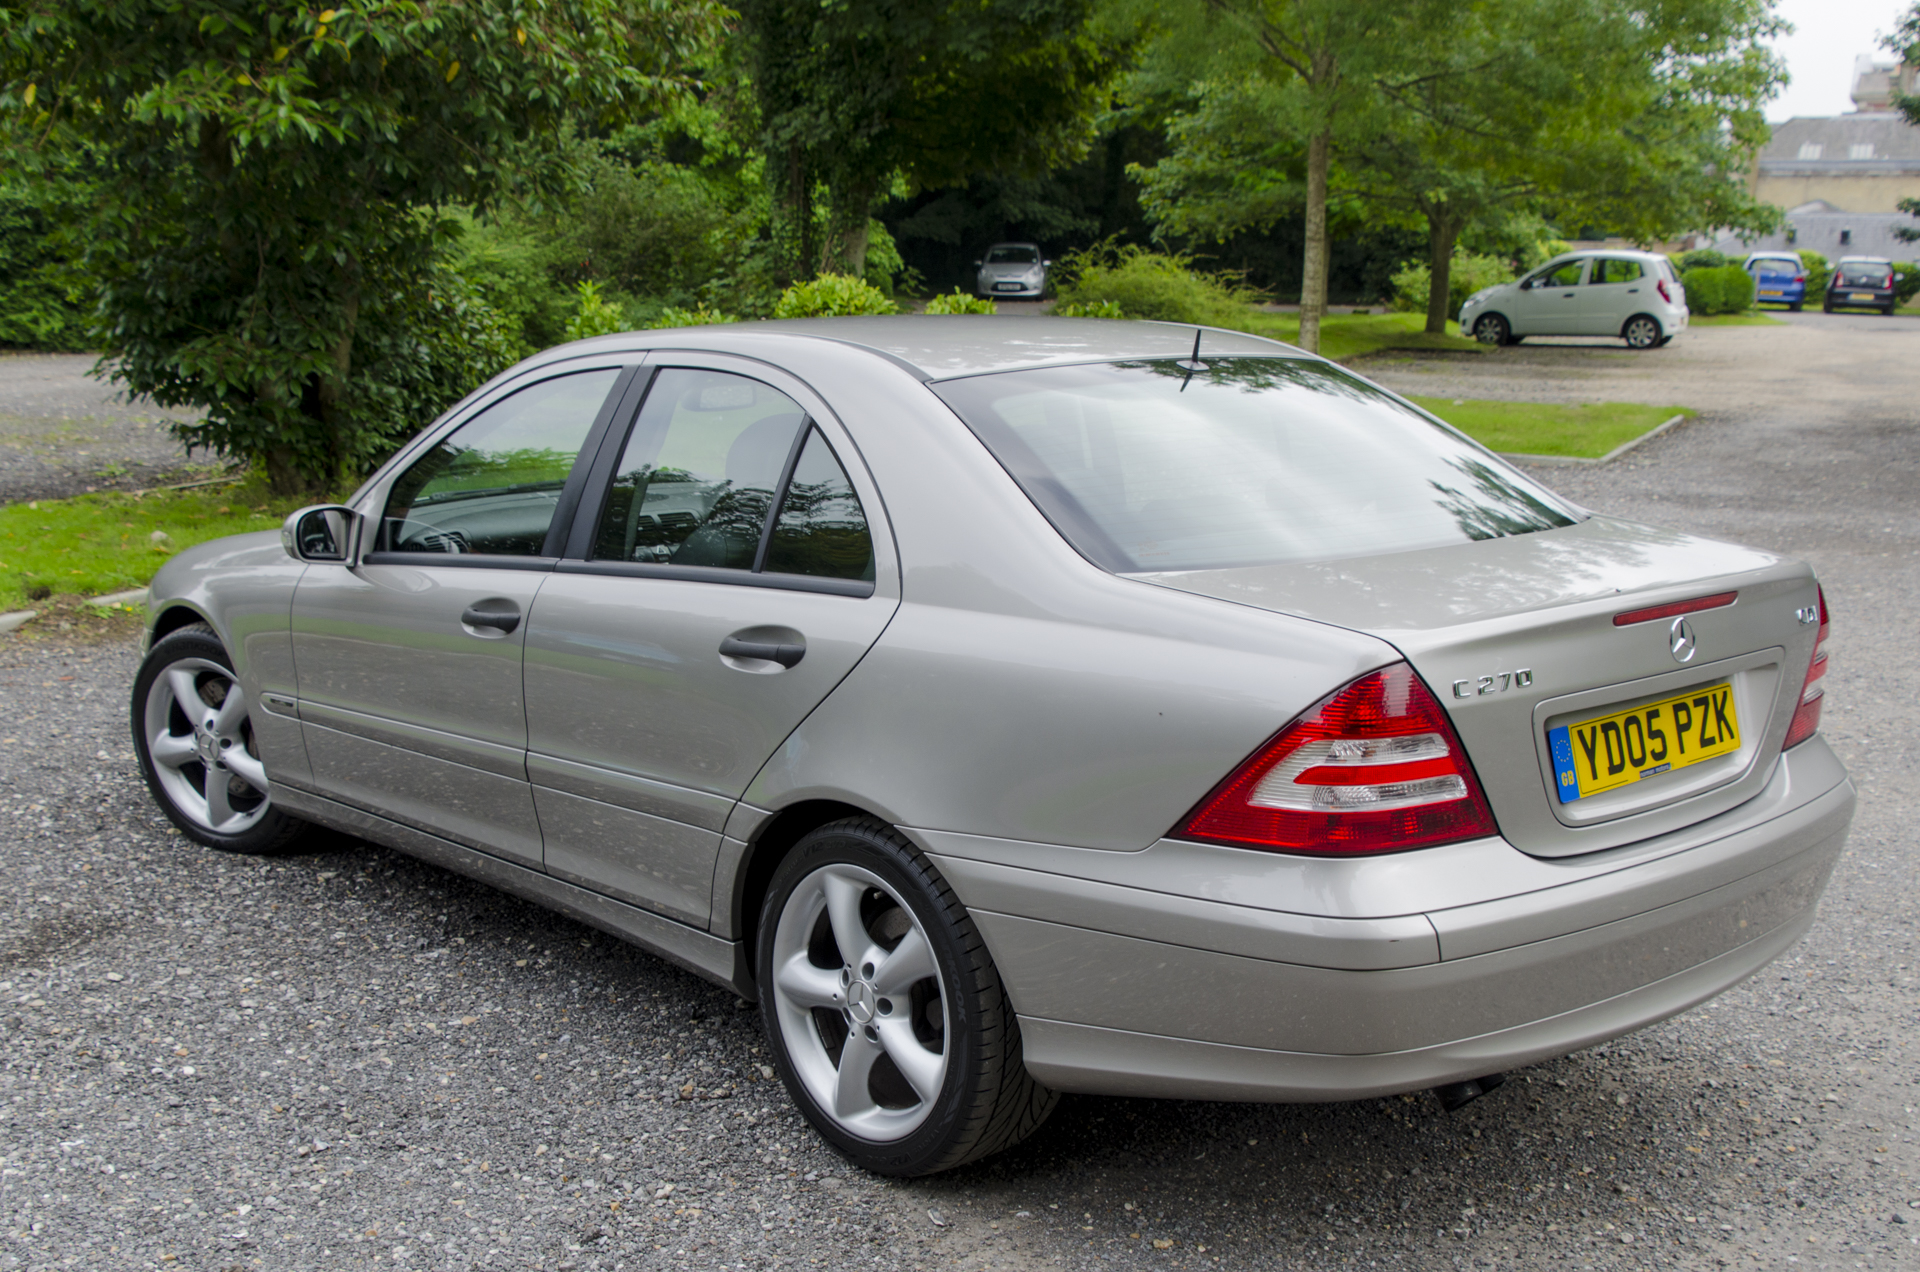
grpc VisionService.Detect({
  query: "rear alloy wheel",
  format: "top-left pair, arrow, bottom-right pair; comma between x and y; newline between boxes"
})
132,624 -> 311,854
1622,315 -> 1663,350
758,818 -> 1056,1176
1789,302 -> 1803,312
1471,313 -> 1510,346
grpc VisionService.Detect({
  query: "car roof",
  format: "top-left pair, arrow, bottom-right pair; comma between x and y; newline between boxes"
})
1548,248 -> 1664,261
545,316 -> 1304,381
1744,252 -> 1799,260
1836,255 -> 1891,263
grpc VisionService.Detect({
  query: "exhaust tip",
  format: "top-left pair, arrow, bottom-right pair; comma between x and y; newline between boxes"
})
1433,1072 -> 1506,1113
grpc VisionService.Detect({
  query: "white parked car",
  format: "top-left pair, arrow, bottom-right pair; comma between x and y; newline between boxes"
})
1458,250 -> 1689,350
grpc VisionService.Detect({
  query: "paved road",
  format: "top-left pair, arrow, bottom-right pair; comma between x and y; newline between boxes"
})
1,322 -> 1917,1272
0,353 -> 203,505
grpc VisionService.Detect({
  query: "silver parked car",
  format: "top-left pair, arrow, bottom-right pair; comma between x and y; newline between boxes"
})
1458,249 -> 1689,349
134,318 -> 1851,1177
974,242 -> 1049,298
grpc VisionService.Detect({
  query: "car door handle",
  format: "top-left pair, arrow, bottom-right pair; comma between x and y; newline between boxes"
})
719,635 -> 805,668
460,604 -> 521,633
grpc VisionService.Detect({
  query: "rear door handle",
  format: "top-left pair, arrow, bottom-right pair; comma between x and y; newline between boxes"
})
460,604 -> 521,633
719,635 -> 805,668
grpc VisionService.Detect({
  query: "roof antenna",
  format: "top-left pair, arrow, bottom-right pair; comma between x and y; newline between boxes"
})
1180,326 -> 1203,392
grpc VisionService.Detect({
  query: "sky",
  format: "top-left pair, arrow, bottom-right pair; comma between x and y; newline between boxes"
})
1766,0 -> 1913,120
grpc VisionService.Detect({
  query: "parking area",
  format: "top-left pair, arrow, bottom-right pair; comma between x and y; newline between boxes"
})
2,319 -> 1918,1272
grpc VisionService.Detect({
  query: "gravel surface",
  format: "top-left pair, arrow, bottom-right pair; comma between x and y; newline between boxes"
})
0,353 -> 204,505
2,318 -> 1917,1271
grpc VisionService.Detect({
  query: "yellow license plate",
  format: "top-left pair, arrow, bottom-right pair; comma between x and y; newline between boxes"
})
1549,682 -> 1739,803
1851,292 -> 1876,301
1759,289 -> 1781,296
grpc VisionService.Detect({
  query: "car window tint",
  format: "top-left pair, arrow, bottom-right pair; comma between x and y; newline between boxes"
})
592,368 -> 807,570
1593,260 -> 1642,284
380,369 -> 618,556
986,246 -> 1039,264
1543,261 -> 1584,287
934,358 -> 1578,573
763,428 -> 874,581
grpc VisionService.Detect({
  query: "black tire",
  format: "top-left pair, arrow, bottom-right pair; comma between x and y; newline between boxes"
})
1789,302 -> 1803,312
1822,297 -> 1834,313
756,816 -> 1056,1176
1884,304 -> 1897,316
131,623 -> 312,854
1471,313 -> 1511,346
1622,314 -> 1662,350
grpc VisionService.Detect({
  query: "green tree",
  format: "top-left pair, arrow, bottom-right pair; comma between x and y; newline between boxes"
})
736,0 -> 1125,281
0,0 -> 721,494
1135,0 -> 1785,344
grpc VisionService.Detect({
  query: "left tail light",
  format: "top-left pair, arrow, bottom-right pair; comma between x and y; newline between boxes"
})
1784,586 -> 1830,749
1657,278 -> 1673,304
1174,663 -> 1499,856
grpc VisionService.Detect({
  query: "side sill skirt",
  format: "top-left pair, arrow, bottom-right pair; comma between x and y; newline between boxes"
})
271,784 -> 753,997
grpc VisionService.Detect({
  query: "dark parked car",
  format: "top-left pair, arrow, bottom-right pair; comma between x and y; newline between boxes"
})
1824,256 -> 1898,314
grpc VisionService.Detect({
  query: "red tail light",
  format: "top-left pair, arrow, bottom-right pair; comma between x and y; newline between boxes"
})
1656,279 -> 1673,303
1175,663 -> 1498,856
1783,586 -> 1830,749
1793,274 -> 1806,284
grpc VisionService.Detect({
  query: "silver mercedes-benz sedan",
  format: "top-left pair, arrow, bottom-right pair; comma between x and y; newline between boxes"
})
132,318 -> 1852,1177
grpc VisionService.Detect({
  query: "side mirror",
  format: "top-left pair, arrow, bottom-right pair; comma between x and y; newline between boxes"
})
1519,278 -> 1535,290
282,504 -> 357,563
972,260 -> 983,267
1043,259 -> 1053,267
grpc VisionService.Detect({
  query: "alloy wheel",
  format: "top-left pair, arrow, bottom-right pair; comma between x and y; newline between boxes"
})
1624,316 -> 1660,349
142,655 -> 272,836
768,862 -> 950,1141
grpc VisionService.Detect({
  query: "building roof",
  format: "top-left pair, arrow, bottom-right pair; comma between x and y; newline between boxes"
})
1711,209 -> 1920,262
1759,115 -> 1920,175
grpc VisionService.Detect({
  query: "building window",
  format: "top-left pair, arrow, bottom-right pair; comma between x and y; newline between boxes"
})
1850,143 -> 1875,159
1798,143 -> 1824,159
1786,226 -> 1798,244
1841,229 -> 1853,245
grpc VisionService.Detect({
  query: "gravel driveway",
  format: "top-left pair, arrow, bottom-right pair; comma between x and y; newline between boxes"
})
3,320 -> 1917,1272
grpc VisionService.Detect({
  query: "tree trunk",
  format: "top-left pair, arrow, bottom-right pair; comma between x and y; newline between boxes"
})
1424,209 -> 1463,335
1298,129 -> 1331,355
823,178 -> 877,278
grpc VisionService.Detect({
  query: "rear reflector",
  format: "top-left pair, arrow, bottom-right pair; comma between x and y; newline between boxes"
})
1613,591 -> 1738,626
1174,663 -> 1498,856
1784,586 -> 1830,749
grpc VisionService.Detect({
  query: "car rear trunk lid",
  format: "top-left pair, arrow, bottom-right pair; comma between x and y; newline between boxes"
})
1136,516 -> 1823,858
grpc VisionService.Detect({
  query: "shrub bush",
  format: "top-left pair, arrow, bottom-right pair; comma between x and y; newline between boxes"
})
563,281 -> 628,341
924,289 -> 997,315
1389,252 -> 1516,321
772,274 -> 898,318
1053,298 -> 1125,318
1797,250 -> 1831,297
645,304 -> 737,328
1678,264 -> 1754,316
1052,242 -> 1253,325
1677,248 -> 1732,271
1893,262 -> 1920,306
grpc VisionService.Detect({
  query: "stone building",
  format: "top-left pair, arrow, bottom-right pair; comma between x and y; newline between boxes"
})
1749,56 -> 1920,214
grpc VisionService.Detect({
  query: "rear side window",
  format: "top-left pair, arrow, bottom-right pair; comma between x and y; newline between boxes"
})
932,358 -> 1578,574
1592,259 -> 1643,284
763,428 -> 875,581
380,369 -> 619,556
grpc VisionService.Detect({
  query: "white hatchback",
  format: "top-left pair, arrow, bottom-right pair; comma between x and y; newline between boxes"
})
1458,250 -> 1689,350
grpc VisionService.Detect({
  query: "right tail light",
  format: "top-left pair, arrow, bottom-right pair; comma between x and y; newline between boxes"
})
1783,586 -> 1830,749
1174,663 -> 1498,856
1657,278 -> 1673,304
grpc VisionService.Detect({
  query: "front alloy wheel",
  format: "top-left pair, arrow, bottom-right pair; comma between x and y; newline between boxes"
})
1472,313 -> 1510,346
1622,315 -> 1662,350
758,818 -> 1055,1175
132,624 -> 310,853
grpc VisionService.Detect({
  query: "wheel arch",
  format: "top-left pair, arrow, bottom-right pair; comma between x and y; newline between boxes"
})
149,601 -> 218,647
725,798 -> 881,985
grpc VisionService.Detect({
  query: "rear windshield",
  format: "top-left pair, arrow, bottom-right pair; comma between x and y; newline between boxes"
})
1749,258 -> 1799,274
986,246 -> 1040,264
1840,263 -> 1891,281
932,358 -> 1578,573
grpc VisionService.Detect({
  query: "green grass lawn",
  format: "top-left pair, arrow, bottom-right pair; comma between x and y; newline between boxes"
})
0,475 -> 309,611
1690,311 -> 1785,326
1407,397 -> 1693,459
1223,309 -> 1487,360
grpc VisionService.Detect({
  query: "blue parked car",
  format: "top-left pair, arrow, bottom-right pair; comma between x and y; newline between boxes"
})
1745,252 -> 1807,311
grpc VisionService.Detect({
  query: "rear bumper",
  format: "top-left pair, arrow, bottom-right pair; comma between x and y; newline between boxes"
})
919,741 -> 1852,1100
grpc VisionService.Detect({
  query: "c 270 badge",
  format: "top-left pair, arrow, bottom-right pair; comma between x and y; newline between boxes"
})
1452,669 -> 1533,699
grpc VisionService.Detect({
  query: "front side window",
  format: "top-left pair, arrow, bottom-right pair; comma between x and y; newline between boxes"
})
380,369 -> 619,556
1536,261 -> 1585,288
932,359 -> 1578,574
